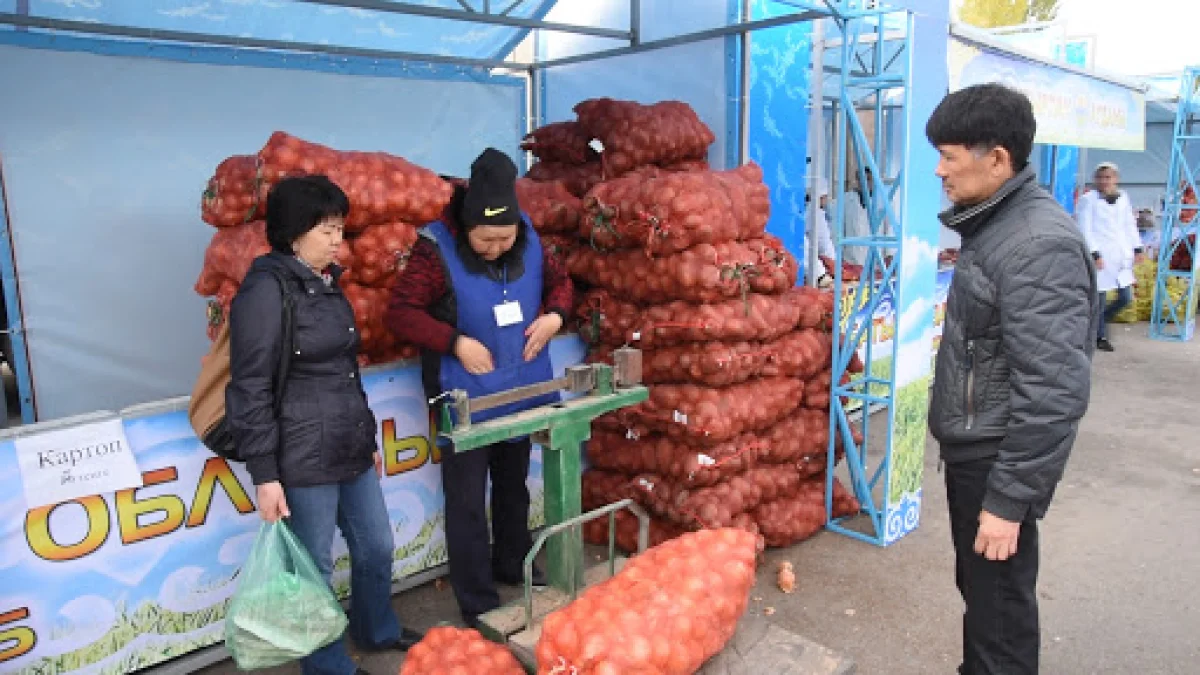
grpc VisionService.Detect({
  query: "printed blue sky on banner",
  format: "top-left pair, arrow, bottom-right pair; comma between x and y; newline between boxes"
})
14,0 -> 558,60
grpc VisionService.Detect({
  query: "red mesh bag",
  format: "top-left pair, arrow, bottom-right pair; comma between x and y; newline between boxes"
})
535,529 -> 757,674
761,328 -> 832,381
591,341 -> 771,388
573,98 -> 716,176
586,429 -> 762,488
661,158 -> 711,172
527,160 -> 606,198
540,234 -> 577,264
568,236 -> 797,305
258,131 -> 452,232
756,410 -> 832,466
349,221 -> 418,289
199,220 -> 271,287
753,478 -> 860,548
201,155 -> 267,228
342,283 -> 391,358
784,285 -> 837,332
582,468 -> 633,511
804,369 -> 838,410
580,163 -> 770,256
520,121 -> 597,165
582,509 -> 686,555
605,377 -> 804,444
401,626 -> 524,675
629,463 -> 812,531
194,263 -> 225,298
515,178 -> 582,235
576,290 -> 802,350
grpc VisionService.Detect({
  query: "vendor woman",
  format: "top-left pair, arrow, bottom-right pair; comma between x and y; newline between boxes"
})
385,148 -> 574,628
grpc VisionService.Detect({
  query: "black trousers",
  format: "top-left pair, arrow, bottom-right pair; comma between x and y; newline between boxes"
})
945,458 -> 1041,675
441,437 -> 534,620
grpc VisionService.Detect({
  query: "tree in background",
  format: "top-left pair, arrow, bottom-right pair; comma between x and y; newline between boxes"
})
957,0 -> 1061,28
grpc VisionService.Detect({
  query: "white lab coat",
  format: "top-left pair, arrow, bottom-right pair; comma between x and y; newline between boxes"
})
1077,190 -> 1140,291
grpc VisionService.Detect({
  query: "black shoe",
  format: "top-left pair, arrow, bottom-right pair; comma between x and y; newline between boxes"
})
494,565 -> 547,587
1097,338 -> 1115,352
367,627 -> 423,652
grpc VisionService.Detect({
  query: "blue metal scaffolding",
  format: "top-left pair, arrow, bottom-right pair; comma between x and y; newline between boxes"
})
825,3 -> 911,546
1150,67 -> 1200,341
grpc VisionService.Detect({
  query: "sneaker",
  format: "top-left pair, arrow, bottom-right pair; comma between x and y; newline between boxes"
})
1097,338 -> 1114,352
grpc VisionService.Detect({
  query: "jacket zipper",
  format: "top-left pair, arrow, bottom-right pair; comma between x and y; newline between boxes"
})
964,339 -> 977,430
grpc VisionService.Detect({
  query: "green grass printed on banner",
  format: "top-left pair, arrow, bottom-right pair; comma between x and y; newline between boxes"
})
14,596 -> 231,675
889,376 -> 932,504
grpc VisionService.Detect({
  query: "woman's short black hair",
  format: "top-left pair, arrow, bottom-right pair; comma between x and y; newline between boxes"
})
265,175 -> 350,253
926,83 -> 1036,171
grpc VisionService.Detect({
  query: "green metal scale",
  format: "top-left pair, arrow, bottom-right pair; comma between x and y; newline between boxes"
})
436,347 -> 651,660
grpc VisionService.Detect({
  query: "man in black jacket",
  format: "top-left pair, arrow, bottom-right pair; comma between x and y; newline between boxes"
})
926,84 -> 1099,675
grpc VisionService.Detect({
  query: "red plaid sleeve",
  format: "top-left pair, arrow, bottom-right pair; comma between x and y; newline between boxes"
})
385,238 -> 458,354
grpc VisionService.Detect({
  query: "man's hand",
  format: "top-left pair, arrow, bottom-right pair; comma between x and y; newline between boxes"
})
455,336 -> 494,375
524,313 -> 563,362
256,481 -> 290,523
974,510 -> 1021,561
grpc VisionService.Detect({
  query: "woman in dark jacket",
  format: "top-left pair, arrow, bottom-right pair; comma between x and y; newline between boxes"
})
386,148 -> 573,628
227,176 -> 420,675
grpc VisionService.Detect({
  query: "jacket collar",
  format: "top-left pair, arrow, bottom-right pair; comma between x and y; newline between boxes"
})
939,166 -> 1036,239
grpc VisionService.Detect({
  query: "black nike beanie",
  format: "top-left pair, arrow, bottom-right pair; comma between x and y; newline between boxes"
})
461,148 -> 521,228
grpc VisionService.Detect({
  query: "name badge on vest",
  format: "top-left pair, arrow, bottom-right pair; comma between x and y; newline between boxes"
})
494,300 -> 524,327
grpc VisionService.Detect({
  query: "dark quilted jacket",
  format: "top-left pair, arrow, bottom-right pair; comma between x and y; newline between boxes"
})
226,253 -> 376,487
929,167 -> 1099,522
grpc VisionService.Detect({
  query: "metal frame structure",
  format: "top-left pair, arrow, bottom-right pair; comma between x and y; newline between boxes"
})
825,6 -> 912,547
1151,67 -> 1200,342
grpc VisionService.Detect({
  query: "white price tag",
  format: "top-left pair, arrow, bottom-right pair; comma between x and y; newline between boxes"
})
673,410 -> 688,425
697,453 -> 715,467
494,300 -> 524,327
626,429 -> 640,441
632,331 -> 642,341
589,138 -> 605,154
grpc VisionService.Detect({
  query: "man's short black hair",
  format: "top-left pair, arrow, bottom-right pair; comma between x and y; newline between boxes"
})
926,83 -> 1036,171
265,175 -> 350,253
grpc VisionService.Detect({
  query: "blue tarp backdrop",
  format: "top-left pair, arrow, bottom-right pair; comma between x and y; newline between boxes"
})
0,41 -> 524,420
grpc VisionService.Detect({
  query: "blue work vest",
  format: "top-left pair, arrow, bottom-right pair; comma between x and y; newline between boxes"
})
425,218 -> 558,428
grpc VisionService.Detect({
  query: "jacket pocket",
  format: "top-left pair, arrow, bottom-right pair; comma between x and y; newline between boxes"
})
280,418 -> 323,474
964,339 -> 977,431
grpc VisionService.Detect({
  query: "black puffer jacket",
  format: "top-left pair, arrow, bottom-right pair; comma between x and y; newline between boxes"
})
226,253 -> 376,487
929,167 -> 1099,522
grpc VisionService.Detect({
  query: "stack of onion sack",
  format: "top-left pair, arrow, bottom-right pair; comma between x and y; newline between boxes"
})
521,98 -> 715,199
192,132 -> 452,364
535,528 -> 757,674
568,157 -> 862,552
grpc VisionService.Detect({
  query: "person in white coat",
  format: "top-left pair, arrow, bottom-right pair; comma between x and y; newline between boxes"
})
1077,162 -> 1143,351
809,177 -> 837,286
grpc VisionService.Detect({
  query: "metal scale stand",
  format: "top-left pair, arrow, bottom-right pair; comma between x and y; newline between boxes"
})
436,347 -> 652,668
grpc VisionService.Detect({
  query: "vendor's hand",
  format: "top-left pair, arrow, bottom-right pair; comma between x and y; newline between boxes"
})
256,481 -> 290,523
974,510 -> 1021,561
524,313 -> 563,362
374,451 -> 384,477
1095,257 -> 1106,270
455,336 -> 494,375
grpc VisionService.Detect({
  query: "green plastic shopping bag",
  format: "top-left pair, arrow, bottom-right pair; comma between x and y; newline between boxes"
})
225,521 -> 348,669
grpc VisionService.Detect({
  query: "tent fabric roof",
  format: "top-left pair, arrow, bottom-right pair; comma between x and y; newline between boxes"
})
1,0 -> 558,60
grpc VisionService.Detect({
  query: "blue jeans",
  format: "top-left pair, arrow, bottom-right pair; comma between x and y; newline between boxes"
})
1098,286 -> 1133,340
284,468 -> 401,675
